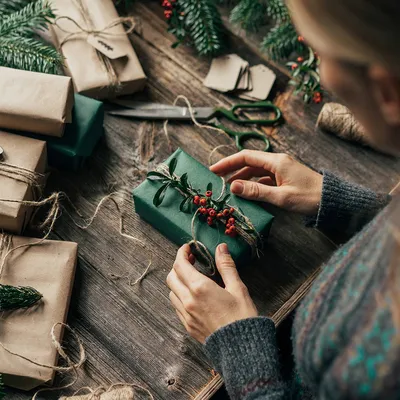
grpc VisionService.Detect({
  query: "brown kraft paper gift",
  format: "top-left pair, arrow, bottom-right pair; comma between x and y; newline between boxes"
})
50,0 -> 147,99
0,67 -> 74,137
0,131 -> 47,234
0,235 -> 78,390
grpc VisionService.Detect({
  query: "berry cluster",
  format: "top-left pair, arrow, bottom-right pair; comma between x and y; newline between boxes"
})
161,0 -> 176,19
193,192 -> 237,237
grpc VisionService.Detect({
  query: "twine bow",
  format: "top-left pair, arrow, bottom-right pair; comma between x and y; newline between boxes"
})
55,0 -> 137,90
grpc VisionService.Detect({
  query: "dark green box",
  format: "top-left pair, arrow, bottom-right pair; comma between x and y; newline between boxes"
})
133,148 -> 274,267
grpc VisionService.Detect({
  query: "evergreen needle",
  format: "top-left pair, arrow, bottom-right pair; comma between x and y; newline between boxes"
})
0,284 -> 43,311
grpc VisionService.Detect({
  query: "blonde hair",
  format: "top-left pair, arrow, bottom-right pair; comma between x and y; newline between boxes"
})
287,0 -> 400,74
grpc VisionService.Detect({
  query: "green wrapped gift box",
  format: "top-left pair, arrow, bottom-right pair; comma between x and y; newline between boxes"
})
133,148 -> 274,267
15,94 -> 104,171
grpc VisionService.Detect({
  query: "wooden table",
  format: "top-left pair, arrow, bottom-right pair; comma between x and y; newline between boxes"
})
9,2 -> 400,399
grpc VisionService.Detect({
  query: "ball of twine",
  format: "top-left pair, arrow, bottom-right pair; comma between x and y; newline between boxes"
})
316,103 -> 367,144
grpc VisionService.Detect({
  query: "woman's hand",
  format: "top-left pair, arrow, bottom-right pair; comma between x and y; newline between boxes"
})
210,150 -> 323,216
167,243 -> 258,344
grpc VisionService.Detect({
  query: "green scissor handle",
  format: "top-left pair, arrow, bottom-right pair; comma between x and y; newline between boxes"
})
215,101 -> 282,125
214,124 -> 271,152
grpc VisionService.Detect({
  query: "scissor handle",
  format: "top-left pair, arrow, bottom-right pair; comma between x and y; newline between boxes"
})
215,101 -> 282,126
215,124 -> 271,152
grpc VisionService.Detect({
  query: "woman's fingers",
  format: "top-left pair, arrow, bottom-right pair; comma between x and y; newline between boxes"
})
227,166 -> 274,183
169,291 -> 190,319
166,269 -> 191,300
231,179 -> 283,205
210,150 -> 282,176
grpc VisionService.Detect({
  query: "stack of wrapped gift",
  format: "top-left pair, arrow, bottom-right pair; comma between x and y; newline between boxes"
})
0,67 -> 104,170
0,234 -> 78,390
133,149 -> 274,267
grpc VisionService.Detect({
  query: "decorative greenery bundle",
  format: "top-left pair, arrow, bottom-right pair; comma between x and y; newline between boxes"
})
158,0 -> 322,103
0,0 -> 63,74
0,284 -> 43,312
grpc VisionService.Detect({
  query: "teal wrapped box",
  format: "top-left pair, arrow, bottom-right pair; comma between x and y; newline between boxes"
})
14,94 -> 104,171
133,148 -> 274,267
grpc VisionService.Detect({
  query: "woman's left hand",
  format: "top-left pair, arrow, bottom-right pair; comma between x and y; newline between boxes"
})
167,243 -> 258,343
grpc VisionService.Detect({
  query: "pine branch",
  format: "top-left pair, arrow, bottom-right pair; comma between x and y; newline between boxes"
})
0,284 -> 42,311
266,0 -> 289,22
177,0 -> 225,56
0,36 -> 63,74
0,0 -> 54,37
0,0 -> 35,15
261,21 -> 301,60
230,0 -> 268,32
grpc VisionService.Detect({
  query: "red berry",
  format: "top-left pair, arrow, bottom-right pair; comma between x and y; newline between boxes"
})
228,217 -> 235,225
223,209 -> 230,217
291,63 -> 298,71
162,0 -> 171,7
207,217 -> 214,226
313,92 -> 322,104
164,10 -> 172,18
229,207 -> 235,214
206,190 -> 212,197
298,36 -> 305,42
224,229 -> 230,235
217,212 -> 223,219
228,226 -> 237,237
199,207 -> 207,215
297,56 -> 304,62
200,198 -> 207,206
193,195 -> 200,205
209,209 -> 216,217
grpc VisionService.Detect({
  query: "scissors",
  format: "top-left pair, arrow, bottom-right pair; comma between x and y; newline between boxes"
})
108,100 -> 282,152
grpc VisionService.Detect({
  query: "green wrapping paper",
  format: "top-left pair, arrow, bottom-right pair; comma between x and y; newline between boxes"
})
133,148 -> 274,267
14,94 -> 104,170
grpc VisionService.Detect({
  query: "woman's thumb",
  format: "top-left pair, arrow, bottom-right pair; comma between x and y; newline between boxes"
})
215,243 -> 242,290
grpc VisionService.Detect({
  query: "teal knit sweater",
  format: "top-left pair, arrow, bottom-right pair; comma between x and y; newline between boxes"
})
205,171 -> 396,399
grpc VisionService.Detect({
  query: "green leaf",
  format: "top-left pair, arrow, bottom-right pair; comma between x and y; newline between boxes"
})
0,284 -> 42,311
169,158 -> 178,176
179,196 -> 191,212
153,183 -> 169,207
180,173 -> 189,189
206,182 -> 213,192
147,171 -> 168,180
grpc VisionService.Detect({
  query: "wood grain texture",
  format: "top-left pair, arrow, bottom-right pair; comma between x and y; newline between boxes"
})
5,2 -> 400,399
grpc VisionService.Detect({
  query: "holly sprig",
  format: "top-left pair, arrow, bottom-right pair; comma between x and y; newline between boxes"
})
287,45 -> 322,104
147,159 -> 251,238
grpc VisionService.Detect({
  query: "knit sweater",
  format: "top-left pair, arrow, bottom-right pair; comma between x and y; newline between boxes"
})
204,171 -> 397,399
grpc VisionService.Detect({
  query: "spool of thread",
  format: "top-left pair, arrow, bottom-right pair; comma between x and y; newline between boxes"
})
316,103 -> 367,144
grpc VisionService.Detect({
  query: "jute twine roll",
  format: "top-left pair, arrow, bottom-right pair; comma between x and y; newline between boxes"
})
316,102 -> 367,144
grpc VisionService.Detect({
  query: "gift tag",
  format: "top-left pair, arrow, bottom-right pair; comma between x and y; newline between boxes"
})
0,146 -> 4,161
238,64 -> 276,101
203,54 -> 246,92
86,34 -> 128,59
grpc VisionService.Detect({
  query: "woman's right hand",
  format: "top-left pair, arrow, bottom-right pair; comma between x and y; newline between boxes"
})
210,150 -> 323,216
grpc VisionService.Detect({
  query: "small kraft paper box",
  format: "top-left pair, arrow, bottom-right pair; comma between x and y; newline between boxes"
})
50,0 -> 147,99
0,67 -> 74,137
133,148 -> 274,267
0,235 -> 78,390
0,131 -> 47,234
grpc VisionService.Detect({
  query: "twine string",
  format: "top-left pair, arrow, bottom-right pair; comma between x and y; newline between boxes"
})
163,95 -> 230,153
317,103 -> 367,143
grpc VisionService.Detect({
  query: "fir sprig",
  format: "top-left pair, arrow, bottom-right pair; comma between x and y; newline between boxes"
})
0,284 -> 43,311
0,0 -> 63,74
0,36 -> 63,74
230,0 -> 267,32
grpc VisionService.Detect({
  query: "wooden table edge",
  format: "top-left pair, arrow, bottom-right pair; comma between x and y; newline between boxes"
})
194,268 -> 321,400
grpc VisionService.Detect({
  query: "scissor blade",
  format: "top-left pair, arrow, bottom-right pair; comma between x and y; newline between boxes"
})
111,100 -> 180,110
108,106 -> 216,121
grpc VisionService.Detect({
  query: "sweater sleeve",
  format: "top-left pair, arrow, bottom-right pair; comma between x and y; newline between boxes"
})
306,171 -> 390,238
204,317 -> 291,399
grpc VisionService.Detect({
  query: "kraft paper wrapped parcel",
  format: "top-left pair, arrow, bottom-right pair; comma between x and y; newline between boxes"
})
50,0 -> 146,99
0,235 -> 78,390
0,67 -> 74,137
133,148 -> 274,266
0,131 -> 47,234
